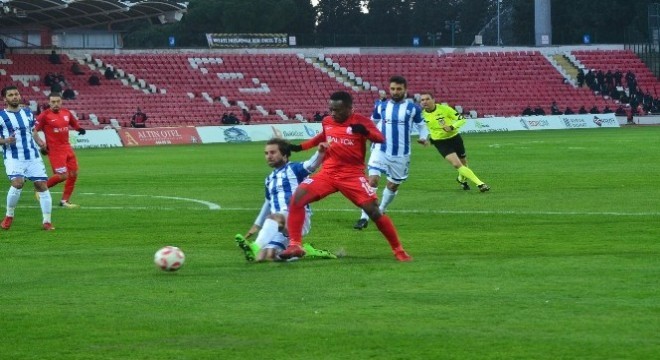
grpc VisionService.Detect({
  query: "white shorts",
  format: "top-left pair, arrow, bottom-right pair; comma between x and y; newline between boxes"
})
257,209 -> 312,251
4,158 -> 48,181
367,150 -> 410,184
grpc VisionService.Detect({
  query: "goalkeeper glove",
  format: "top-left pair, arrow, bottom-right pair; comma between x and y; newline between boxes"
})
289,144 -> 303,152
77,128 -> 86,135
40,147 -> 49,155
350,124 -> 369,136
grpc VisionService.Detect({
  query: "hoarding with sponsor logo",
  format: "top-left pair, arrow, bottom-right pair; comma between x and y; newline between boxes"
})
117,127 -> 202,146
197,123 -> 322,143
65,114 -> 621,150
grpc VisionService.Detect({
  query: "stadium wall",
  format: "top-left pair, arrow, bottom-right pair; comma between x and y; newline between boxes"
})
62,113 -> 636,149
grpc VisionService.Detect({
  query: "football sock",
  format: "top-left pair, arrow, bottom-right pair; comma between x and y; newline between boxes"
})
359,209 -> 369,220
37,190 -> 52,223
379,188 -> 397,214
458,166 -> 484,186
457,174 -> 465,182
47,174 -> 64,188
286,189 -> 319,247
255,218 -> 279,249
62,175 -> 77,202
248,241 -> 260,255
6,186 -> 22,216
374,215 -> 403,251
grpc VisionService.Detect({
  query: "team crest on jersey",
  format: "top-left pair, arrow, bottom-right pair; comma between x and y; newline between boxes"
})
63,116 -> 69,121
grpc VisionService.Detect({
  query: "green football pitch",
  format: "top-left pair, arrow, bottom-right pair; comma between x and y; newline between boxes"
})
2,127 -> 658,359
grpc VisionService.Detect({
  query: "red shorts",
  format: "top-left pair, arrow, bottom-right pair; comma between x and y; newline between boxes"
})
48,147 -> 78,174
298,171 -> 378,207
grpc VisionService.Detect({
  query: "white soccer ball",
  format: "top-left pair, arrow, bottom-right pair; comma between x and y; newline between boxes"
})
154,246 -> 185,271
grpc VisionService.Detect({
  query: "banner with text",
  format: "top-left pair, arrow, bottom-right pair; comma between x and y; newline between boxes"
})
71,128 -> 124,149
118,127 -> 202,146
459,113 -> 619,134
197,123 -> 322,143
205,33 -> 288,48
37,128 -> 123,149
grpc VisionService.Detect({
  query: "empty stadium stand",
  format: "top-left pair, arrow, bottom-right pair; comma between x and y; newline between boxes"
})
1,49 -> 657,128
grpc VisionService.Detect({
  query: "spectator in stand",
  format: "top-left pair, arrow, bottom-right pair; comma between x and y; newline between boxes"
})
605,70 -> 614,88
564,107 -> 574,115
241,108 -> 251,125
602,106 -> 613,114
62,88 -> 76,100
88,74 -> 100,86
313,111 -> 323,122
585,69 -> 597,91
522,105 -> 534,116
651,99 -> 660,114
533,105 -> 546,116
578,106 -> 588,114
550,101 -> 562,115
71,62 -> 85,75
614,71 -> 623,87
596,70 -> 605,89
221,113 -> 230,124
630,96 -> 639,113
44,73 -> 54,87
627,109 -> 635,124
576,69 -> 585,87
48,50 -> 62,64
615,105 -> 627,116
130,107 -> 147,128
104,67 -> 115,80
0,38 -> 9,59
50,80 -> 63,94
228,112 -> 239,124
589,105 -> 600,114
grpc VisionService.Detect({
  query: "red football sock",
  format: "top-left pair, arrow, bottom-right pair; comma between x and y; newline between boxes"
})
286,189 -> 319,246
47,174 -> 65,188
374,215 -> 403,251
62,175 -> 77,202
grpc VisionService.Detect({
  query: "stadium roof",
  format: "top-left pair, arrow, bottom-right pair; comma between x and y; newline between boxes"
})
0,0 -> 188,30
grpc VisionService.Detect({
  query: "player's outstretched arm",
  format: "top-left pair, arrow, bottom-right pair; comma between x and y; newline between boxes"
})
251,199 -> 270,237
292,131 -> 326,152
302,143 -> 328,172
362,120 -> 385,143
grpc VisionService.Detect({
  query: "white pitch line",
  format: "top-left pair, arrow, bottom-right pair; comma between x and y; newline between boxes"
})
16,192 -> 659,217
221,207 -> 660,217
80,192 -> 221,210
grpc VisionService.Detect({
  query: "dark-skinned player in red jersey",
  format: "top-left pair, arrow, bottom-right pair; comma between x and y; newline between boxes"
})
279,91 -> 412,262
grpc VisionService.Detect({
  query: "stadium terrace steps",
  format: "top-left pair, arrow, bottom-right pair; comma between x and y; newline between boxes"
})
572,49 -> 659,96
2,50 -> 654,126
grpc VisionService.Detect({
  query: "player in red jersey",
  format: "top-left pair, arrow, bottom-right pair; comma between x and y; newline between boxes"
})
35,93 -> 86,208
279,91 -> 412,262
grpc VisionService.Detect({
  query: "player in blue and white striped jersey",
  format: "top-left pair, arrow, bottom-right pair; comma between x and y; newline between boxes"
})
0,85 -> 54,231
354,75 -> 429,230
235,137 -> 336,262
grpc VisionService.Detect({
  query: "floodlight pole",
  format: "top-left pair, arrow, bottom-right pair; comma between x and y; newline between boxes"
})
497,0 -> 501,46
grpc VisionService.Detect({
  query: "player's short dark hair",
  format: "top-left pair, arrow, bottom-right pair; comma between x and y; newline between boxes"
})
389,75 -> 407,87
420,90 -> 435,99
48,92 -> 62,99
330,91 -> 353,107
1,85 -> 18,98
267,137 -> 292,158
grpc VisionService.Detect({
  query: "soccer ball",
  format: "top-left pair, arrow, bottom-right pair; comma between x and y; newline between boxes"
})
154,246 -> 185,271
